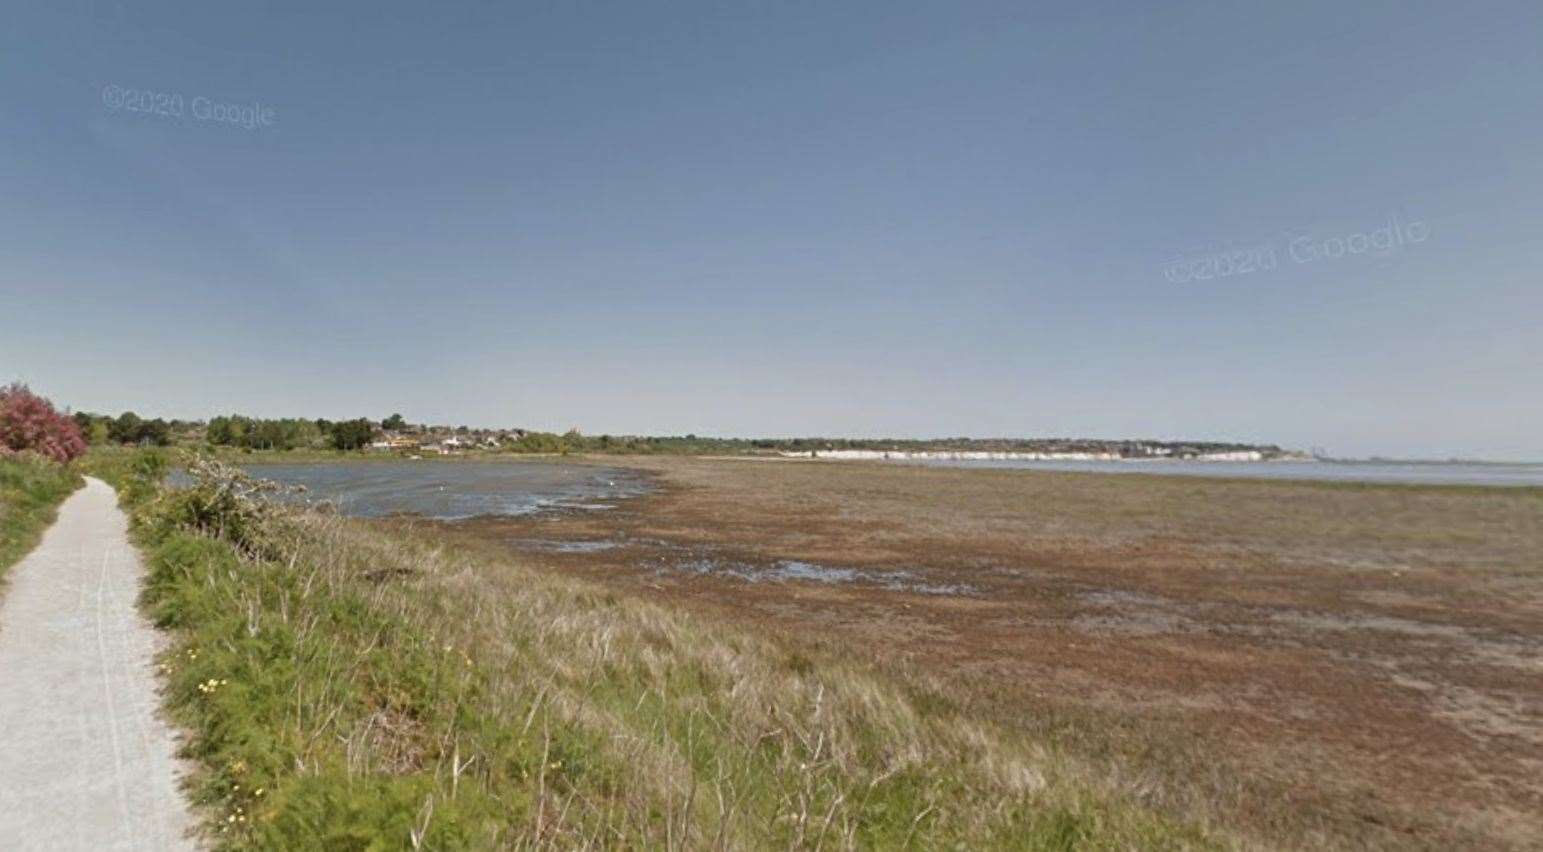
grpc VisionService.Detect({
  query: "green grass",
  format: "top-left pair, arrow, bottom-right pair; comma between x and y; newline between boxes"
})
98,449 -> 1222,850
0,454 -> 82,583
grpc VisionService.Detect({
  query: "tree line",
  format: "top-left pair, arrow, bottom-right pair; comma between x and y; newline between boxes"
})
65,411 -> 377,451
71,411 -> 178,447
206,415 -> 374,451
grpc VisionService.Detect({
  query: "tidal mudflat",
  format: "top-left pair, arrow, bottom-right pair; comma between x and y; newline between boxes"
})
426,455 -> 1543,850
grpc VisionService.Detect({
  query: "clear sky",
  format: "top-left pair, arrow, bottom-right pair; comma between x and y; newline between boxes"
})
3,1 -> 1540,459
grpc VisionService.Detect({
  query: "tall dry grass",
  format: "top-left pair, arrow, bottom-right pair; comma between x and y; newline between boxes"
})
112,452 -> 1219,849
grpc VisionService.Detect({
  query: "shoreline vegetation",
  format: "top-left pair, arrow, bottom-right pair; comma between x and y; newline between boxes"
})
85,447 -> 1219,848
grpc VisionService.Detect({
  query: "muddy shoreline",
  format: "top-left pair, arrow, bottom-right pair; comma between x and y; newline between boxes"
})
380,456 -> 1541,848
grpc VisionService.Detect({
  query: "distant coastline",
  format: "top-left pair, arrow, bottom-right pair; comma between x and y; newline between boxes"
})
778,440 -> 1309,462
784,452 -> 1543,487
783,448 -> 1295,462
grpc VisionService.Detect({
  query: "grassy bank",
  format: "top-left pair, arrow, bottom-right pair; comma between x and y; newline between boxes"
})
95,449 -> 1217,849
0,454 -> 82,583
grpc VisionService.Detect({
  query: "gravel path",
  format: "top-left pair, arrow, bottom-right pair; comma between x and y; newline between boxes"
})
0,477 -> 198,850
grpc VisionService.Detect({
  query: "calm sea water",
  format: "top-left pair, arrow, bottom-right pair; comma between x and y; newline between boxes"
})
177,458 -> 1539,523
901,458 -> 1543,487
220,461 -> 649,519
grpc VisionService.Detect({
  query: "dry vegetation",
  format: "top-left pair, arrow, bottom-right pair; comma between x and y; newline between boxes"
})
97,450 -> 1217,849
448,456 -> 1543,850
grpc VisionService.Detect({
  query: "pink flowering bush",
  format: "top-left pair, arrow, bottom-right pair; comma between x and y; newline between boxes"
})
0,383 -> 88,464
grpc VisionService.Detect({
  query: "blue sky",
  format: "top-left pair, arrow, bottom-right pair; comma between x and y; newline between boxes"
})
3,1 -> 1540,459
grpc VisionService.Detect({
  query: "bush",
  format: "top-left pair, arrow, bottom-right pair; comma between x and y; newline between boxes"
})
0,383 -> 88,463
149,454 -> 295,554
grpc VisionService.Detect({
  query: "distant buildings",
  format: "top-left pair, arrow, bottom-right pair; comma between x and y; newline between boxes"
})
368,435 -> 419,451
780,443 -> 1282,462
368,427 -> 527,455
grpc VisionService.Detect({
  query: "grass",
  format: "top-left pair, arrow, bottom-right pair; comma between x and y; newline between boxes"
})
0,454 -> 82,584
93,448 -> 1221,850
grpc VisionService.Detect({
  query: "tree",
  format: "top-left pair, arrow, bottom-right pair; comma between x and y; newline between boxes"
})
0,383 -> 88,463
252,419 -> 289,450
382,413 -> 406,431
206,415 -> 234,446
329,418 -> 374,451
109,411 -> 144,444
72,411 -> 111,445
208,415 -> 328,451
140,418 -> 171,447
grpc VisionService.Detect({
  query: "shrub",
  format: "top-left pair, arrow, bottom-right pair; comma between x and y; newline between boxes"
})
0,383 -> 88,463
149,453 -> 295,554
